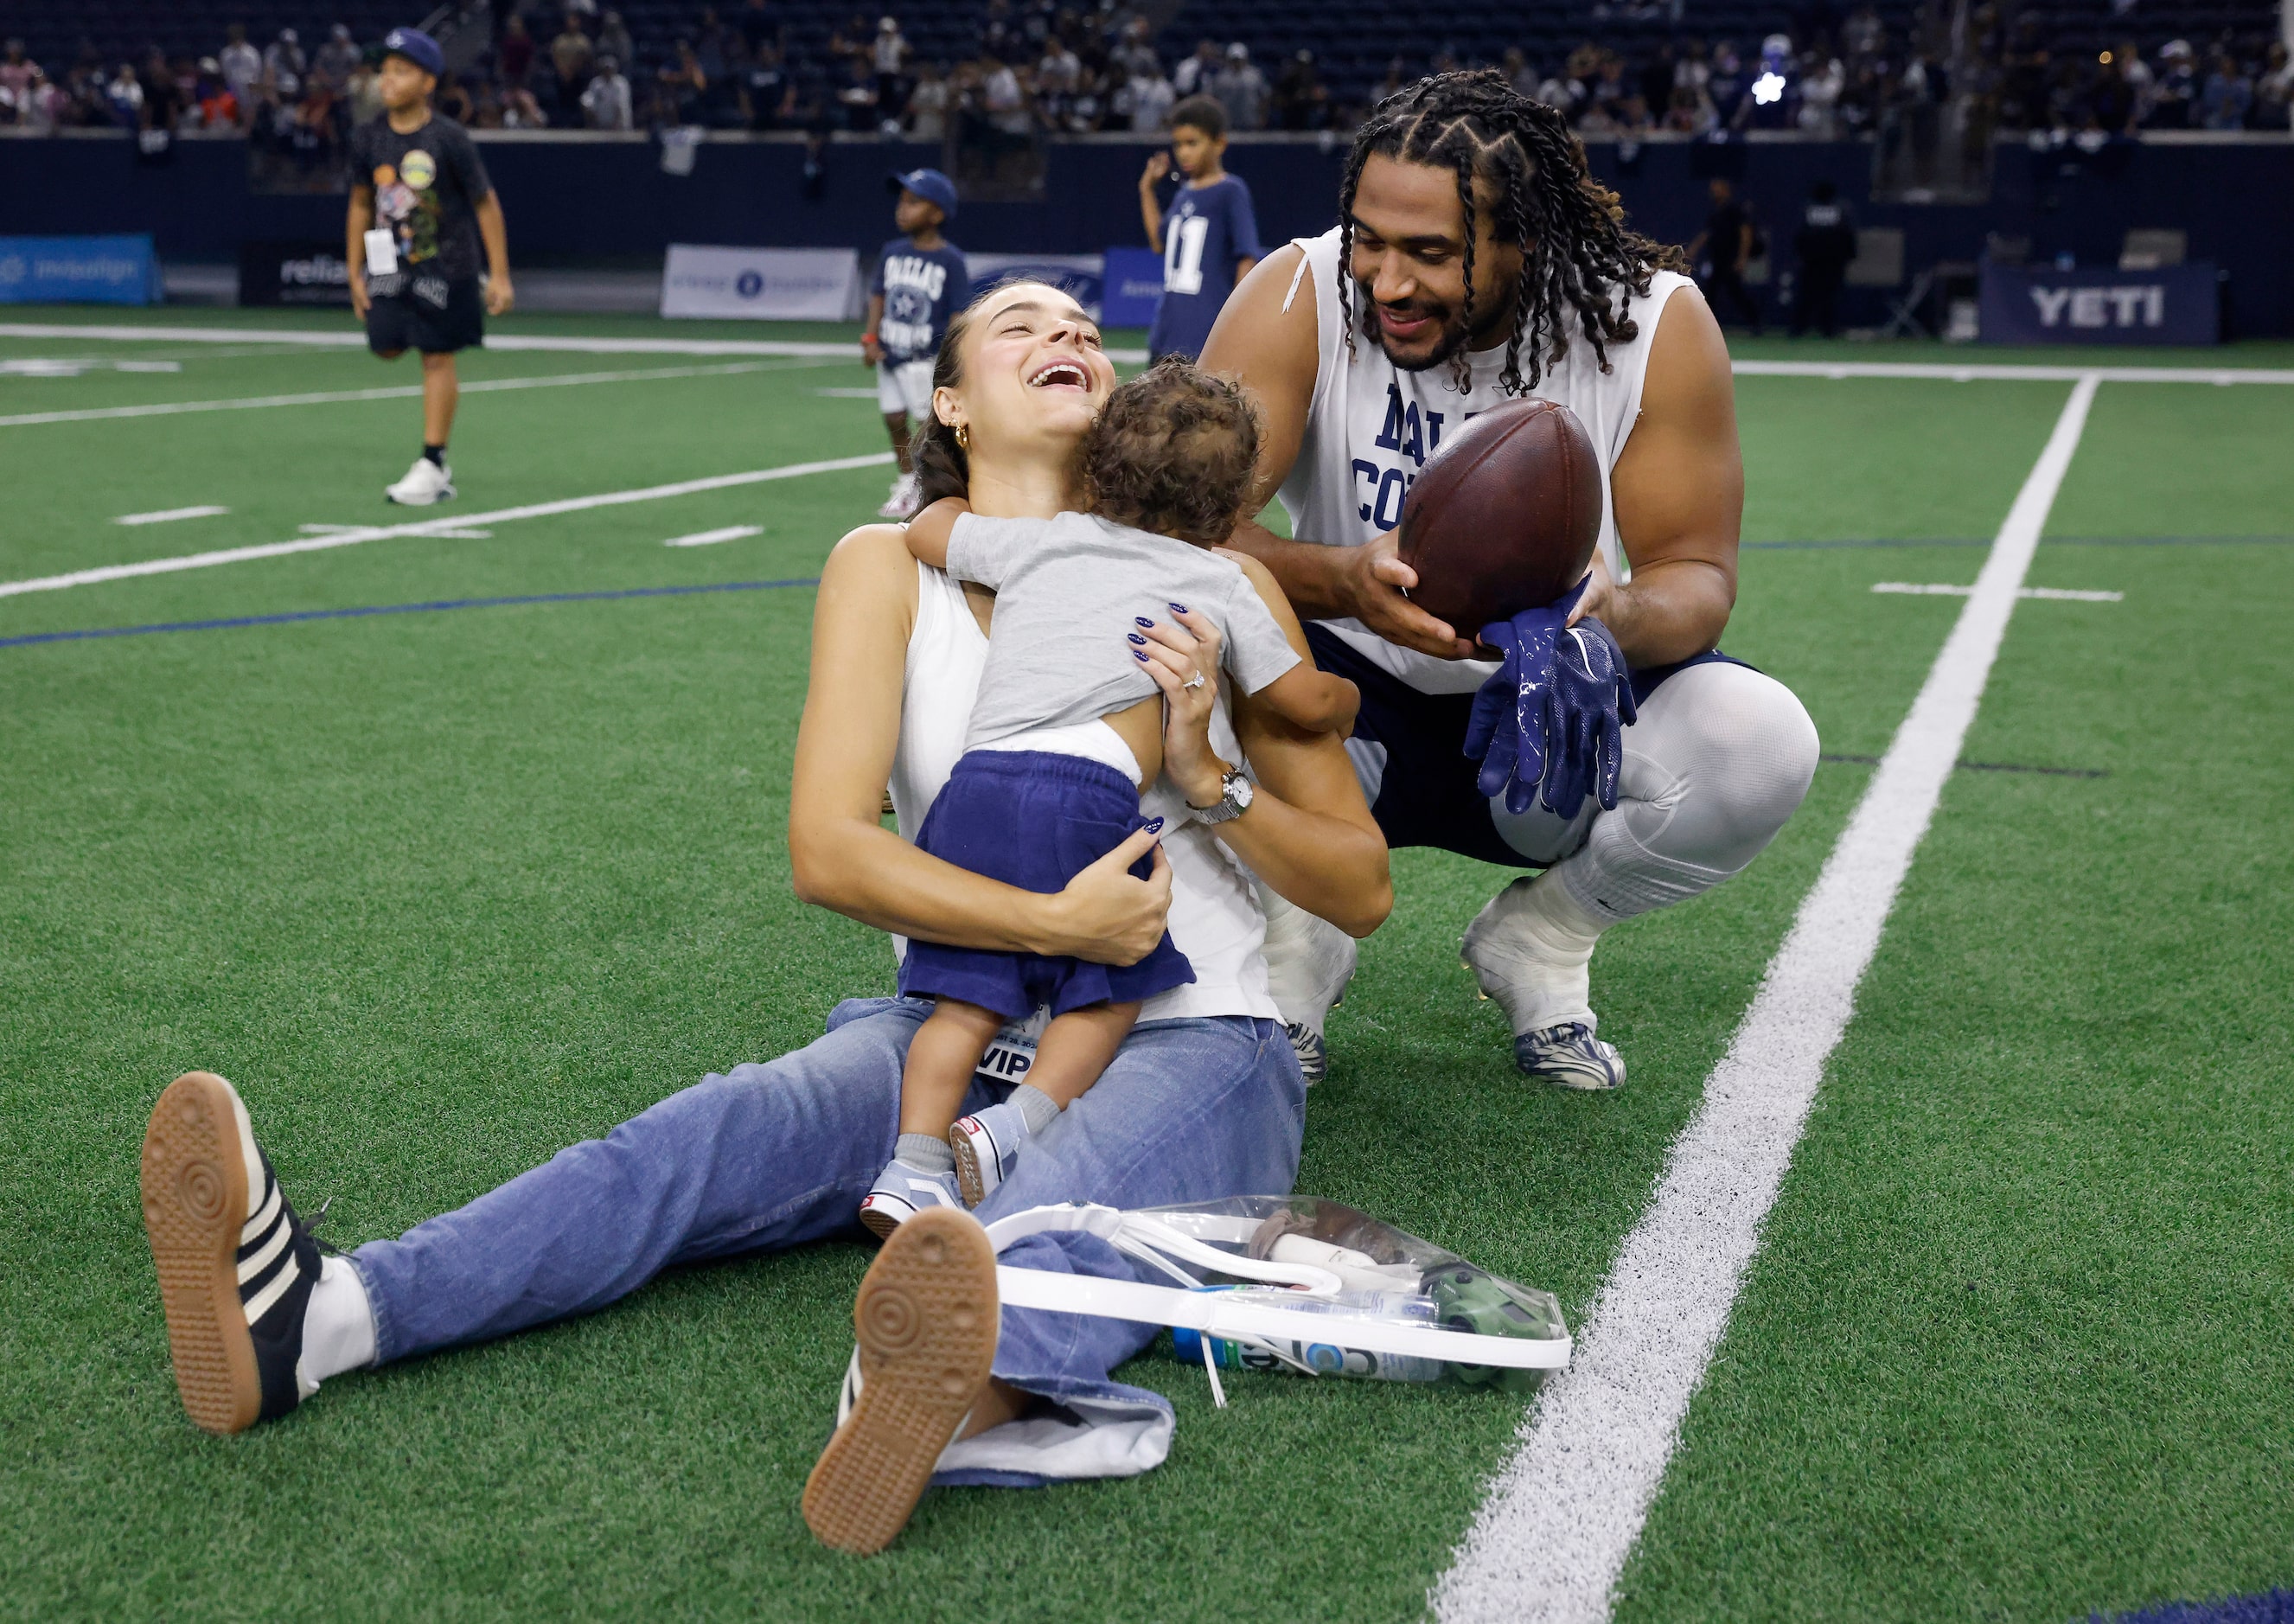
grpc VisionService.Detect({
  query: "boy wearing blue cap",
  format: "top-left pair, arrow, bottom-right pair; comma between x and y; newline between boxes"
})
862,169 -> 969,517
346,27 -> 515,506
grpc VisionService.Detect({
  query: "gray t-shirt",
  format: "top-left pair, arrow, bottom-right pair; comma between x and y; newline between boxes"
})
947,511 -> 1301,754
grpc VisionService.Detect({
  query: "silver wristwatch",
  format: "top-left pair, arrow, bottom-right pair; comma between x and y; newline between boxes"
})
1190,768 -> 1254,826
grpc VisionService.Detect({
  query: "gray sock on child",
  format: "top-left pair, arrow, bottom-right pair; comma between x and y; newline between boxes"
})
897,1133 -> 957,1173
1011,1084 -> 1061,1135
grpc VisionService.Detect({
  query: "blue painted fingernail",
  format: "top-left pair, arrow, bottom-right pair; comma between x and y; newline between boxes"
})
1145,817 -> 1165,833
1134,616 -> 1155,629
1168,602 -> 1188,614
1128,632 -> 1147,645
1132,649 -> 1148,661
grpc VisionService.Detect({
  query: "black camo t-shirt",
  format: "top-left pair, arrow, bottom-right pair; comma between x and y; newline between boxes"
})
350,113 -> 492,293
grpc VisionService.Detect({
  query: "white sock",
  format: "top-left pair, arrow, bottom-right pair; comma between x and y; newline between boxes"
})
896,1133 -> 957,1173
296,1255 -> 379,1400
1461,870 -> 1610,1036
1009,1084 -> 1060,1135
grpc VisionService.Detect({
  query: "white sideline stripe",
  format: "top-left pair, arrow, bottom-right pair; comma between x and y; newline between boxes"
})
8,324 -> 2290,380
1873,581 -> 2124,601
114,505 -> 229,526
0,452 -> 896,599
1431,372 -> 2103,1624
0,359 -> 828,428
661,525 -> 764,547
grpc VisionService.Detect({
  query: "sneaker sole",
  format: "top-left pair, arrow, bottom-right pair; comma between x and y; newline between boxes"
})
949,1124 -> 992,1209
856,1197 -> 906,1244
139,1071 -> 262,1435
802,1207 -> 999,1555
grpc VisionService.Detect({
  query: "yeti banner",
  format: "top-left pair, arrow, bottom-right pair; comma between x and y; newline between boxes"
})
1980,261 -> 2220,347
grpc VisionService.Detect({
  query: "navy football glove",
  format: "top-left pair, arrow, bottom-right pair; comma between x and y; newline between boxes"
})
1462,582 -> 1637,820
1536,615 -> 1637,822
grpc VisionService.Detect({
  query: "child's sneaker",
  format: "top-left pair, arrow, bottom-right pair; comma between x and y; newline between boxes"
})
857,1159 -> 963,1241
949,1099 -> 1033,1208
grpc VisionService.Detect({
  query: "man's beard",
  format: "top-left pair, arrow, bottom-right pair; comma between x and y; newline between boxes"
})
1355,280 -> 1473,373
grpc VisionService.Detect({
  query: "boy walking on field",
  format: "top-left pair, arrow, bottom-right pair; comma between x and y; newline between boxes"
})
1137,95 -> 1262,361
346,26 -> 515,506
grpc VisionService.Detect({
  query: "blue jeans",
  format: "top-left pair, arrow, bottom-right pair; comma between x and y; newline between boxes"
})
348,998 -> 1304,1481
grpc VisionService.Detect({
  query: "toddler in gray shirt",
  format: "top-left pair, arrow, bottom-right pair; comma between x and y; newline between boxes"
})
857,359 -> 1358,1237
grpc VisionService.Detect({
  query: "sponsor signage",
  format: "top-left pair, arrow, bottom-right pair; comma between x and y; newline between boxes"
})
661,245 -> 863,321
239,240 -> 355,307
1978,260 -> 2219,346
0,234 -> 162,305
1099,246 -> 1163,328
967,252 -> 1104,318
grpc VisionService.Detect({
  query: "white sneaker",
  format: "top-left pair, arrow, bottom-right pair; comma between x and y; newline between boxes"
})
876,470 -> 919,519
1257,884 -> 1357,1085
1461,872 -> 1626,1089
385,456 -> 456,506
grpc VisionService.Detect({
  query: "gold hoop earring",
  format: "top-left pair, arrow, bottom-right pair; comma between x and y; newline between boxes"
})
954,422 -> 971,451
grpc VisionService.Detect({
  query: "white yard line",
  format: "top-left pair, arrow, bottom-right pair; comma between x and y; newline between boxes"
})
1431,372 -> 2103,1624
661,525 -> 765,547
10,323 -> 2294,381
0,452 -> 895,599
1873,581 -> 2123,601
115,505 -> 229,526
0,358 -> 834,429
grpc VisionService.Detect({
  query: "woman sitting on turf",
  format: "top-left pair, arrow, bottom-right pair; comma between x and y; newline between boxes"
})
136,278 -> 1391,1556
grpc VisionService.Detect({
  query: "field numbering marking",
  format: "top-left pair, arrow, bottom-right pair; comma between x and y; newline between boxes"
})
661,526 -> 765,547
114,506 -> 229,527
1873,581 -> 2124,601
1432,373 -> 2104,1624
0,452 -> 896,600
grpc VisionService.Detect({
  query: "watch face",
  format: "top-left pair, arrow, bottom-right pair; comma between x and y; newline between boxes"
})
1226,773 -> 1254,809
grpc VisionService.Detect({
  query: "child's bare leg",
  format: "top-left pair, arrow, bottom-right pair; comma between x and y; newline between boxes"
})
900,999 -> 1006,1137
1025,1001 -> 1141,1109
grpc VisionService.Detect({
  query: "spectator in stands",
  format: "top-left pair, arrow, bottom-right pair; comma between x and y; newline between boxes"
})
1688,176 -> 1763,334
138,48 -> 183,131
582,54 -> 633,127
0,40 -> 41,125
1501,48 -> 1539,101
195,58 -> 240,129
904,59 -> 948,137
695,8 -> 733,81
1115,57 -> 1173,131
743,42 -> 793,128
1706,39 -> 1748,125
551,14 -> 594,113
2198,51 -> 2252,129
838,53 -> 880,128
316,25 -> 360,87
1112,18 -> 1159,81
1274,50 -> 1327,131
597,10 -> 635,73
220,24 -> 262,109
2258,43 -> 2292,130
265,29 -> 306,95
1211,42 -> 1267,131
2148,39 -> 2195,127
2088,48 -> 2138,135
345,57 -> 383,124
874,17 -> 912,112
658,39 -> 708,124
1791,177 -> 1856,336
1841,4 -> 1883,61
1173,39 -> 1220,98
1799,48 -> 1844,135
498,14 -> 537,88
107,61 -> 144,125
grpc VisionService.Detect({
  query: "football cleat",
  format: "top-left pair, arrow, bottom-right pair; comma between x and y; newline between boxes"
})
1512,1022 -> 1627,1091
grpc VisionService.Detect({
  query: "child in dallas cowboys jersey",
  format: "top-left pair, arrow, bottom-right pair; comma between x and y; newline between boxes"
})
866,167 -> 971,517
855,360 -> 1358,1237
1138,95 -> 1263,361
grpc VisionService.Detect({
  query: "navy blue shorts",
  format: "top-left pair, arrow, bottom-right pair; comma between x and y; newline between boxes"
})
1304,623 -> 1749,869
898,749 -> 1196,1020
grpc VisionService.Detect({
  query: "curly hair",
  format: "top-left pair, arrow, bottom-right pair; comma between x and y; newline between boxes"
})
1338,68 -> 1690,394
1080,357 -> 1261,547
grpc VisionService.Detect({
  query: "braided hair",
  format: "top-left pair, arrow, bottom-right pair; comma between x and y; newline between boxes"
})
1337,68 -> 1689,394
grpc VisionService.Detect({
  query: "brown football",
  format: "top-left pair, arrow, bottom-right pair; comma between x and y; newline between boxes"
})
1396,397 -> 1602,636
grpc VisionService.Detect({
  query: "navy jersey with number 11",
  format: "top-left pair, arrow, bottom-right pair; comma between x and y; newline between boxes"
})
1147,175 -> 1263,361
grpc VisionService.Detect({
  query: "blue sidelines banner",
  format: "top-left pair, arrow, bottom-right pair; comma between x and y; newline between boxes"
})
967,253 -> 1103,317
1101,246 -> 1164,328
0,234 -> 163,305
1979,260 -> 2219,346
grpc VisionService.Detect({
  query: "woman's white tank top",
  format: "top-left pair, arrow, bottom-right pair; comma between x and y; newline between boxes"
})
1273,227 -> 1697,695
887,559 -> 1279,1024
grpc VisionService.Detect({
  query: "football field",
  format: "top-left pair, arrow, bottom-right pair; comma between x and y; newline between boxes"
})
2,307 -> 2289,1622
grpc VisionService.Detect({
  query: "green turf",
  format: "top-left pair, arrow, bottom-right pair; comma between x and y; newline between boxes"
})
2,312 -> 2288,1621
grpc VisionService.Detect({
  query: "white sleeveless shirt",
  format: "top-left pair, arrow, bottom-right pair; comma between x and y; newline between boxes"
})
1274,227 -> 1697,695
887,559 -> 1280,1024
